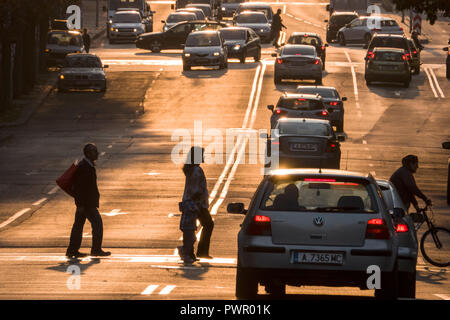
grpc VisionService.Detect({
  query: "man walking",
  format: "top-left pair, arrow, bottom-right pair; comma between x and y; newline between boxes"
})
82,28 -> 91,53
66,143 -> 110,258
390,154 -> 432,212
272,9 -> 286,48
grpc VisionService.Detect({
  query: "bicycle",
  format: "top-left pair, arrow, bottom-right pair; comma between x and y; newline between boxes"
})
414,206 -> 450,267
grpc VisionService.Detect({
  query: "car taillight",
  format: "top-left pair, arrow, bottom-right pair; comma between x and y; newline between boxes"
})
329,101 -> 338,106
276,58 -> 283,64
321,46 -> 325,51
405,53 -> 410,60
395,223 -> 409,233
325,141 -> 337,152
366,219 -> 390,239
413,50 -> 417,55
275,109 -> 286,115
317,110 -> 328,116
247,215 -> 272,236
314,59 -> 320,65
402,54 -> 407,61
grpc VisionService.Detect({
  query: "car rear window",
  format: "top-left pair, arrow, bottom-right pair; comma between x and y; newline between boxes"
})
186,33 -> 220,46
240,7 -> 272,18
48,32 -> 82,46
381,19 -> 399,27
65,56 -> 102,68
330,15 -> 358,26
260,177 -> 378,213
276,121 -> 331,136
288,35 -> 321,46
278,98 -> 324,110
282,46 -> 315,56
220,29 -> 246,40
296,88 -> 338,98
374,51 -> 404,61
167,13 -> 196,23
370,37 -> 407,49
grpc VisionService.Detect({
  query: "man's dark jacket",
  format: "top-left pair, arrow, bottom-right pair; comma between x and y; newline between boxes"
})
272,13 -> 284,31
73,159 -> 99,208
389,166 -> 427,210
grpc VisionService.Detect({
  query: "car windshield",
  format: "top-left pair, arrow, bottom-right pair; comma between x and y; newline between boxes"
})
278,98 -> 324,110
381,19 -> 399,27
374,51 -> 404,62
276,121 -> 331,136
186,33 -> 220,47
296,88 -> 338,98
65,56 -> 102,68
282,46 -> 315,56
330,15 -> 358,26
236,14 -> 268,24
112,13 -> 141,23
187,5 -> 211,16
47,32 -> 82,46
288,36 -> 321,46
241,7 -> 271,18
260,177 -> 377,213
370,37 -> 407,49
220,29 -> 246,40
167,13 -> 195,23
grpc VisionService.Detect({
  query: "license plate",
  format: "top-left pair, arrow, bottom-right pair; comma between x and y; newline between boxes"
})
293,252 -> 344,265
380,65 -> 396,70
290,143 -> 317,152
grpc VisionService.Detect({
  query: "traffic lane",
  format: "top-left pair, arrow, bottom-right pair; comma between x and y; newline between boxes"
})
0,71 -> 155,229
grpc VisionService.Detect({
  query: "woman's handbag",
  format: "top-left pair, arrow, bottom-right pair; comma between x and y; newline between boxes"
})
179,200 -> 199,231
56,161 -> 78,197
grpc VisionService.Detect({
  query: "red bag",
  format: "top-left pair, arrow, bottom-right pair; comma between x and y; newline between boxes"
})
56,161 -> 78,197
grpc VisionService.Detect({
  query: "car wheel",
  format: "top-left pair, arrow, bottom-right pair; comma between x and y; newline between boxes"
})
235,267 -> 258,299
326,32 -> 332,43
183,64 -> 190,71
254,48 -> 261,62
315,78 -> 322,85
337,121 -> 344,133
322,59 -> 326,70
274,74 -> 282,85
413,65 -> 420,75
375,262 -> 399,300
398,271 -> 416,299
265,282 -> 285,298
150,40 -> 161,53
338,33 -> 346,46
240,50 -> 246,63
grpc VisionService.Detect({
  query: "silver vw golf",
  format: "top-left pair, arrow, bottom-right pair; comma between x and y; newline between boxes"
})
228,169 -> 401,299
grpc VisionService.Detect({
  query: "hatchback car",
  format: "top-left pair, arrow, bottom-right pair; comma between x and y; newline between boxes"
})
109,10 -> 146,44
365,48 -> 411,87
219,27 -> 261,63
287,32 -> 328,69
273,45 -> 323,85
162,12 -> 197,32
136,20 -> 228,52
376,179 -> 417,299
324,11 -> 358,42
337,16 -> 403,46
266,118 -> 342,169
58,53 -> 108,92
228,169 -> 400,299
233,11 -> 271,43
296,86 -> 347,132
235,2 -> 274,26
268,93 -> 332,129
45,30 -> 85,67
182,30 -> 228,70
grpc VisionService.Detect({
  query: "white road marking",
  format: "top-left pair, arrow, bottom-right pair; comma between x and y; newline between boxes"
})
48,186 -> 59,195
428,68 -> 445,98
101,209 -> 129,217
144,171 -> 161,176
32,198 -> 47,206
0,208 -> 31,229
159,285 -> 176,295
282,5 -> 286,14
434,294 -> 450,300
344,50 -> 359,101
424,68 -> 438,98
362,140 -> 367,145
141,285 -> 159,295
100,152 -> 106,156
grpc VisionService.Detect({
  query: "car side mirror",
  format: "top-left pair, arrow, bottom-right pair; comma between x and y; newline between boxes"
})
324,19 -> 328,23
326,4 -> 330,11
171,4 -> 174,9
442,141 -> 450,149
271,53 -> 277,57
103,65 -> 109,68
342,97 -> 347,101
393,207 -> 406,219
161,20 -> 165,24
267,105 -> 274,112
337,134 -> 346,142
325,43 -> 329,47
227,203 -> 247,214
443,47 -> 449,52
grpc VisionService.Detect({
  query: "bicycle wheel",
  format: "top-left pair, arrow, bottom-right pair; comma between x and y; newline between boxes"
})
420,227 -> 450,267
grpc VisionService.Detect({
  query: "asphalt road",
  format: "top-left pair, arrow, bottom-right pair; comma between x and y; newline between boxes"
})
0,0 -> 449,301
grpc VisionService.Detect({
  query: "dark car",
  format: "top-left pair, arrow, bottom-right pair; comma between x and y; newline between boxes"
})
296,86 -> 347,132
58,53 -> 108,92
186,3 -> 213,19
444,39 -> 450,79
235,2 -> 274,26
218,0 -> 245,19
233,11 -> 271,43
267,93 -> 333,129
324,11 -> 358,43
219,27 -> 261,63
287,32 -> 328,70
365,48 -> 411,88
135,20 -> 228,52
182,30 -> 228,70
267,118 -> 342,169
364,34 -> 417,73
45,30 -> 85,67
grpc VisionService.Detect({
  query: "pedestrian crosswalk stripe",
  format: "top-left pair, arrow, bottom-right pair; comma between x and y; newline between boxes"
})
141,285 -> 159,295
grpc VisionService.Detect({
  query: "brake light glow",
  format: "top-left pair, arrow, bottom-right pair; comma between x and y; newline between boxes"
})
304,178 -> 336,182
368,52 -> 375,59
254,215 -> 271,222
329,101 -> 338,106
276,58 -> 283,64
366,219 -> 390,239
314,59 -> 320,65
395,224 -> 409,233
275,109 -> 284,114
321,110 -> 328,116
297,98 -> 306,101
402,54 -> 406,60
321,46 -> 325,51
247,215 -> 272,236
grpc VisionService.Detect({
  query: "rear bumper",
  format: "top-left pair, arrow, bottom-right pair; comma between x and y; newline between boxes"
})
110,32 -> 141,41
365,70 -> 410,82
183,57 -> 223,67
275,65 -> 322,80
58,79 -> 106,90
274,151 -> 340,169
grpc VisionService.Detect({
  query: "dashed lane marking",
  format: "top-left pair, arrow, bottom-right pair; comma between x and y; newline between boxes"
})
47,186 -> 59,195
141,285 -> 159,295
159,285 -> 176,295
32,198 -> 47,206
434,294 -> 450,300
0,208 -> 31,229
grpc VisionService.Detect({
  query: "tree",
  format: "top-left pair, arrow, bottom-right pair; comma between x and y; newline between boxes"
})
392,0 -> 450,25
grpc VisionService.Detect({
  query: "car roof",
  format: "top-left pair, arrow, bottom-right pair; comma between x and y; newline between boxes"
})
49,30 -> 81,35
360,16 -> 394,21
66,53 -> 99,57
373,47 -> 405,52
297,85 -> 337,91
237,11 -> 267,16
267,168 -> 371,179
372,33 -> 405,38
189,30 -> 220,35
290,32 -> 320,37
281,92 -> 322,100
187,3 -> 211,7
331,11 -> 358,16
277,117 -> 329,124
114,10 -> 140,15
169,12 -> 196,16
282,44 -> 316,50
220,26 -> 252,31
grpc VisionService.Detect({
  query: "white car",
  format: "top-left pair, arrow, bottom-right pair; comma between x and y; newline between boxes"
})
228,169 -> 401,299
337,16 -> 404,46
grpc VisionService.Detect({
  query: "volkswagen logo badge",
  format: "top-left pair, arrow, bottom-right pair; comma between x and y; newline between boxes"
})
313,216 -> 324,226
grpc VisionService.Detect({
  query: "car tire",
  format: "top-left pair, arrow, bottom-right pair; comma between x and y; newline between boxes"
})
446,65 -> 450,79
375,262 -> 399,300
274,75 -> 282,85
254,48 -> 261,62
265,282 -> 285,298
338,33 -> 346,46
315,78 -> 322,85
240,50 -> 246,63
398,271 -> 416,299
322,59 -> 326,70
183,64 -> 191,71
235,267 -> 258,299
337,121 -> 344,133
413,65 -> 420,75
326,32 -> 332,43
150,40 -> 161,53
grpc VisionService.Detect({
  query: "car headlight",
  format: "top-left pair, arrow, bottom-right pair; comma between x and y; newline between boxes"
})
213,52 -> 220,56
59,75 -> 65,80
233,44 -> 241,50
221,7 -> 226,11
184,53 -> 191,57
45,48 -> 50,53
260,29 -> 265,33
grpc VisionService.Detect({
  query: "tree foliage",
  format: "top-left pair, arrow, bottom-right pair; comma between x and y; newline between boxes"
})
392,0 -> 450,24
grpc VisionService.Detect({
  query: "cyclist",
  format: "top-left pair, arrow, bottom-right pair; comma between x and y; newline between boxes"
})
389,154 -> 432,212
